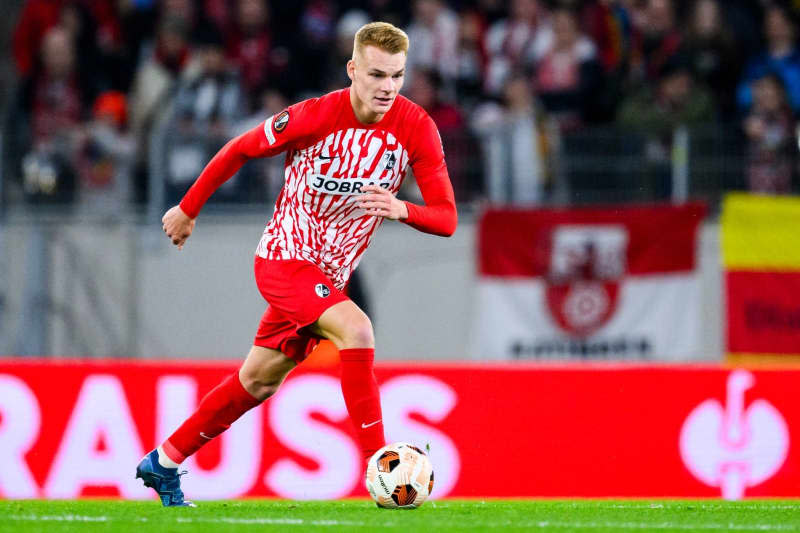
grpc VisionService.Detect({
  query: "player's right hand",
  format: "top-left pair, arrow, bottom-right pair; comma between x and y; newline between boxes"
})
161,205 -> 195,250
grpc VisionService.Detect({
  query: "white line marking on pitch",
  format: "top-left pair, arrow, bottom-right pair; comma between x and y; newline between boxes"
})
603,504 -> 799,511
9,515 -> 109,522
8,514 -> 798,531
176,517 -> 373,527
519,522 -> 797,531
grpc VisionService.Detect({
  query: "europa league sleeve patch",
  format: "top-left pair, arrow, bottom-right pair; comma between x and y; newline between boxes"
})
273,110 -> 290,133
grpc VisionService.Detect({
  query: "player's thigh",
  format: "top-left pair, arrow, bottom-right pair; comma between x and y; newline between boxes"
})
238,345 -> 297,400
311,300 -> 374,349
255,257 -> 348,331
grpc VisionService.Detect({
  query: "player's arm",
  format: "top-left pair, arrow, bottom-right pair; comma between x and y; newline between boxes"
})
163,105 -> 314,249
355,173 -> 457,237
356,116 -> 457,236
400,163 -> 457,237
161,125 -> 270,248
399,115 -> 457,237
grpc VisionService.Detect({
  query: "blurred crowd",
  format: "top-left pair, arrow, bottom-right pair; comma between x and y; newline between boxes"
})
4,0 -> 800,213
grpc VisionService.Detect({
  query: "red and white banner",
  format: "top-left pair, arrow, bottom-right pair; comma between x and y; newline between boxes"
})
472,204 -> 707,360
0,359 -> 798,500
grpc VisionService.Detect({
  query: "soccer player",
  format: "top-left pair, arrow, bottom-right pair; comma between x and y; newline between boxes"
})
135,21 -> 457,506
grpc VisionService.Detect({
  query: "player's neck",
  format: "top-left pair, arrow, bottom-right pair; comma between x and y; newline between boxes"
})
349,87 -> 385,125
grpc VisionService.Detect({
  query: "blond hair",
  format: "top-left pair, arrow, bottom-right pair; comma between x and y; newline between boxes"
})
353,22 -> 409,58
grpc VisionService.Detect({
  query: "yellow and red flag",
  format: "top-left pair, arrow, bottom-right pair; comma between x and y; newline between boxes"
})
722,193 -> 800,357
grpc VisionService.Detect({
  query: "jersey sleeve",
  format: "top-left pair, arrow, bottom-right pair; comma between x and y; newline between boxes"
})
179,99 -> 320,218
402,114 -> 458,237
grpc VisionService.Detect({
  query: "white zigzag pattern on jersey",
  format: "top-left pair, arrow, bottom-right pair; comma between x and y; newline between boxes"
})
256,128 -> 409,289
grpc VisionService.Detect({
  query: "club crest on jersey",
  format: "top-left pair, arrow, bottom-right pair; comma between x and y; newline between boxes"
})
382,152 -> 397,170
315,283 -> 331,298
273,110 -> 289,133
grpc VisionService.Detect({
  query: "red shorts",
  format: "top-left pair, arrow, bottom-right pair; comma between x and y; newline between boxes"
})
253,256 -> 349,363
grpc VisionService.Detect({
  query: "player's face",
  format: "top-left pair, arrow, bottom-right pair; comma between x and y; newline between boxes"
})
348,45 -> 406,123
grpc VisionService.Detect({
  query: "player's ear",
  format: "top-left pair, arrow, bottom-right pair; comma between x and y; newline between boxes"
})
346,59 -> 355,82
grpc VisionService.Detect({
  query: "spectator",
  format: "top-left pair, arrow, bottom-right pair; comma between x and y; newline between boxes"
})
617,57 -> 715,198
618,57 -> 715,138
129,16 -> 193,139
531,5 -> 603,131
160,0 -> 198,34
225,0 -> 289,103
743,73 -> 796,194
152,23 -> 248,199
170,24 -> 246,137
128,16 -> 194,202
12,0 -> 64,77
27,25 -> 87,146
203,0 -> 233,33
629,0 -> 682,85
299,1 -> 337,49
294,0 -> 338,94
581,0 -> 634,76
408,68 -> 464,132
407,68 -> 476,198
454,9 -> 488,107
737,4 -> 800,114
323,9 -> 370,92
472,74 -> 547,204
58,2 -> 112,96
7,25 -> 87,203
580,0 -> 635,121
484,0 -> 551,96
77,91 -> 134,215
115,0 -> 160,91
681,0 -> 742,120
11,0 -> 126,81
404,0 -> 459,87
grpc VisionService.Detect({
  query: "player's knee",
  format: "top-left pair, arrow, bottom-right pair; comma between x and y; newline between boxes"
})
240,370 -> 283,402
317,302 -> 375,349
342,315 -> 374,349
245,380 -> 281,402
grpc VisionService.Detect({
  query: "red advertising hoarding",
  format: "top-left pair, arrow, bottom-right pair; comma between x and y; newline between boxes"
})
0,360 -> 796,500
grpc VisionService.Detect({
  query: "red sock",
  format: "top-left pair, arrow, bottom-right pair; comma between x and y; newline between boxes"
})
162,372 -> 261,464
339,348 -> 386,460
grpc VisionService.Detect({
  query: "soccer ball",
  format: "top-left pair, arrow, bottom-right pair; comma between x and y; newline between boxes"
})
365,442 -> 434,509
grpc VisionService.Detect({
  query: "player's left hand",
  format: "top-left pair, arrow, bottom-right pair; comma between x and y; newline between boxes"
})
356,185 -> 408,220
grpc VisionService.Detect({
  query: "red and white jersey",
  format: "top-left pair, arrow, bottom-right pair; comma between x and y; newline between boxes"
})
180,88 -> 456,291
255,89 -> 448,289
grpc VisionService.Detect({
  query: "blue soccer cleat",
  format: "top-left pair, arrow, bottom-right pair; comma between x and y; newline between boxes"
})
135,449 -> 195,507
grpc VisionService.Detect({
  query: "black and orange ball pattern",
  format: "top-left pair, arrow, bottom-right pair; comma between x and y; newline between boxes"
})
391,484 -> 418,506
377,450 -> 400,473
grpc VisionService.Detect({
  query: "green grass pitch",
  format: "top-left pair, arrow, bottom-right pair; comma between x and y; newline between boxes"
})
1,499 -> 798,532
